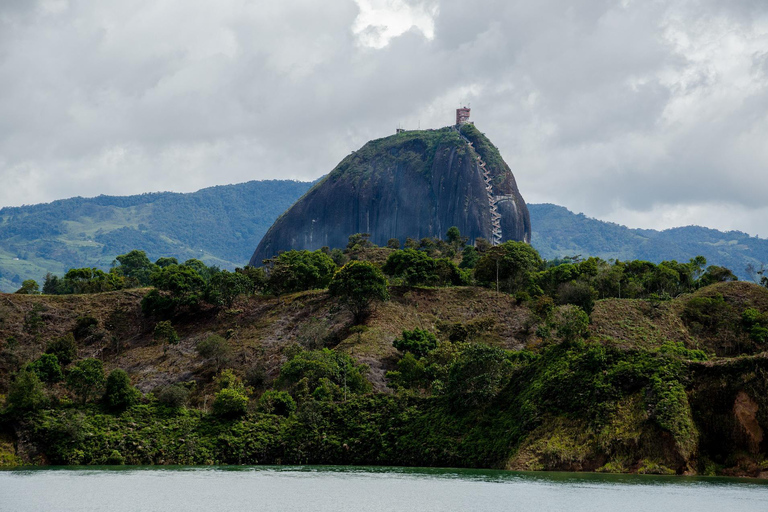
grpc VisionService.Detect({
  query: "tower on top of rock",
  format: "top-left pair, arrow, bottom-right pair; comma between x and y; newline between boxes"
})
456,106 -> 471,125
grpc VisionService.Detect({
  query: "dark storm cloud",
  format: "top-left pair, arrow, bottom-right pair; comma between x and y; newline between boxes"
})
1,0 -> 767,236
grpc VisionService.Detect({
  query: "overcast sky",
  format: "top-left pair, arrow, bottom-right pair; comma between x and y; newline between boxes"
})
1,0 -> 768,236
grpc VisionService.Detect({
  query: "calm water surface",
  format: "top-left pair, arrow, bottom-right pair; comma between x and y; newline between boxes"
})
1,466 -> 767,512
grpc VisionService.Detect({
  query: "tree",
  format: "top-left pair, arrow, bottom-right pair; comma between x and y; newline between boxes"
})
15,279 -> 40,295
103,369 -> 140,411
155,257 -> 178,268
474,241 -> 544,294
446,226 -> 462,244
346,233 -> 375,251
698,266 -> 738,287
264,250 -> 337,295
64,267 -> 124,294
5,370 -> 47,412
459,246 -> 480,269
142,263 -> 207,316
112,250 -> 156,286
556,281 -> 598,314
387,238 -> 401,249
235,266 -> 268,294
328,261 -> 389,323
205,270 -> 252,307
66,358 -> 106,404
43,273 -> 68,295
383,249 -> 437,286
446,226 -> 467,249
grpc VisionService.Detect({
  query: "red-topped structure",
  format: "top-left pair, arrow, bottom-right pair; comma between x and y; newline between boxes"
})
456,106 -> 471,125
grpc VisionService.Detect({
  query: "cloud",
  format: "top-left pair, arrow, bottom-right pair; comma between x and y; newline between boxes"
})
1,0 -> 767,238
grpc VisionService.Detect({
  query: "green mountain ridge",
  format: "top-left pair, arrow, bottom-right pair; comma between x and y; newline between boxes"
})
531,203 -> 767,276
1,183 -> 766,292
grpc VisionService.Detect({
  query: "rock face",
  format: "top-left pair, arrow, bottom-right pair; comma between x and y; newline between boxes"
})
250,125 -> 531,265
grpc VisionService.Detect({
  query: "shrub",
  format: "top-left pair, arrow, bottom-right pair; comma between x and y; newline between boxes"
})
245,365 -> 267,389
196,335 -> 232,370
215,369 -> 242,391
153,321 -> 179,346
555,305 -> 590,343
103,369 -> 140,411
66,358 -> 106,404
157,385 -> 189,409
212,387 -> 249,418
750,325 -> 768,344
258,390 -> 296,416
659,341 -> 708,361
393,328 -> 438,357
73,315 -> 99,341
278,348 -> 371,398
15,280 -> 40,295
386,352 -> 429,391
5,370 -> 47,412
105,450 -> 125,465
45,333 -> 78,366
28,354 -> 64,383
556,281 -> 598,314
446,344 -> 513,408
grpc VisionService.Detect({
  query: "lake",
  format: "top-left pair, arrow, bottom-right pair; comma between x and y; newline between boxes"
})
1,466 -> 767,512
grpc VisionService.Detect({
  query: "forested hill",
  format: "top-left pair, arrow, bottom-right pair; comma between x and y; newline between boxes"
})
1,183 -> 767,292
530,203 -> 768,279
0,180 -> 313,292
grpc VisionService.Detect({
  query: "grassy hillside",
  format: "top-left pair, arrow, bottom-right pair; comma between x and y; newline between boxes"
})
1,281 -> 767,474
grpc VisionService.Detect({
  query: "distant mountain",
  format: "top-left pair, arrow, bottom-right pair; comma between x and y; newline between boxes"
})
0,180 -> 313,292
530,203 -> 768,279
1,184 -> 766,292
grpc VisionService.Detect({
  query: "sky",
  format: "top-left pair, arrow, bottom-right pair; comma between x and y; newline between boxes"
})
1,0 -> 768,236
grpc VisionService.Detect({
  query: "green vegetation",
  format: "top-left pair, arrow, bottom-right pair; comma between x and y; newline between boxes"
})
393,328 -> 438,357
103,369 -> 140,411
66,358 -> 106,404
328,261 -> 389,323
1,229 -> 767,476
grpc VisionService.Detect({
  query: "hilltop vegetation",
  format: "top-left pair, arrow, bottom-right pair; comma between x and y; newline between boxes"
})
2,230 -> 767,476
2,183 -> 766,293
